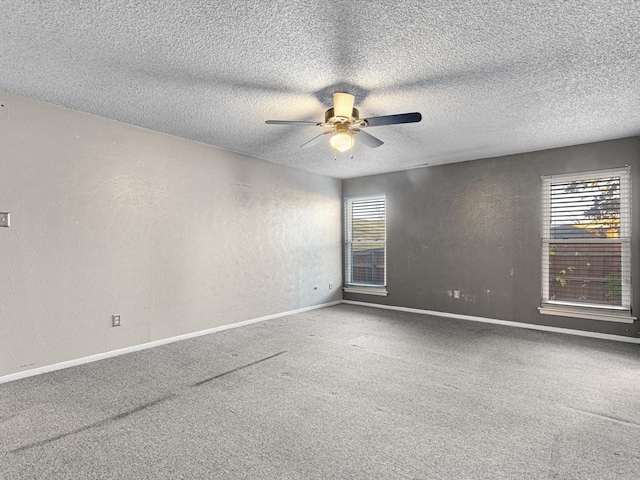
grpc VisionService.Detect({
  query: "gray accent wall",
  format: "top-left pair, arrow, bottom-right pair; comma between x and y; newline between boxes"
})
0,93 -> 342,378
343,137 -> 640,338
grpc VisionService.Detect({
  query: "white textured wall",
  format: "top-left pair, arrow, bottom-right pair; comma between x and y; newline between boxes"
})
0,93 -> 342,377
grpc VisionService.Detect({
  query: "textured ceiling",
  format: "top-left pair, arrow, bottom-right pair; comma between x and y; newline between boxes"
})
1,1 -> 639,179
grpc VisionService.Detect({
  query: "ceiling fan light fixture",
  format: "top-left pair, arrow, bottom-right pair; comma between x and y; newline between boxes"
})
330,131 -> 354,152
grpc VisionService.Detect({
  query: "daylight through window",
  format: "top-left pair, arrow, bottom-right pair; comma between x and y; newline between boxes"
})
541,168 -> 632,318
344,194 -> 386,292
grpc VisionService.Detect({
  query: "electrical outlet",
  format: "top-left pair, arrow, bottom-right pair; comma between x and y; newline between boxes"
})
453,290 -> 461,299
329,282 -> 333,290
112,314 -> 121,327
0,213 -> 9,227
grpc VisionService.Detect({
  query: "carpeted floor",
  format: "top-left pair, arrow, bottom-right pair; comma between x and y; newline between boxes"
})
1,304 -> 639,479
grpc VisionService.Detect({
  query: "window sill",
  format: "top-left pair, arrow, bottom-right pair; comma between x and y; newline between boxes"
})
343,285 -> 388,296
538,302 -> 636,324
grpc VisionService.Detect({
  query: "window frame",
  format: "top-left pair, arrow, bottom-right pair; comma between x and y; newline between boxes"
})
343,193 -> 388,296
539,167 -> 635,323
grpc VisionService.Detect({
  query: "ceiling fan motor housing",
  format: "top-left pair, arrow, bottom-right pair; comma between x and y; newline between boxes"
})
325,107 -> 359,124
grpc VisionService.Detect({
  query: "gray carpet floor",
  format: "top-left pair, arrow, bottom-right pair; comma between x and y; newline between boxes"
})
1,304 -> 639,479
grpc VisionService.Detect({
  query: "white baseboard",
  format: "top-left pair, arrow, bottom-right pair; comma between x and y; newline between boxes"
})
3,298 -> 636,385
0,300 -> 342,385
342,300 -> 640,344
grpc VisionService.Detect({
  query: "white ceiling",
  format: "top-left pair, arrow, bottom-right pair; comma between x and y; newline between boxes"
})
1,1 -> 639,179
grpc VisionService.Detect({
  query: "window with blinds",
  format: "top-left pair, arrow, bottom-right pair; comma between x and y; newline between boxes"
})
541,168 -> 632,319
344,194 -> 386,290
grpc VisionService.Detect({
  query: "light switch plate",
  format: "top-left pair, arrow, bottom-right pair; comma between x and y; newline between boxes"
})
0,213 -> 9,227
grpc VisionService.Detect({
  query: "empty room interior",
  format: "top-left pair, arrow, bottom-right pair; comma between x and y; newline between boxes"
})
1,1 -> 639,479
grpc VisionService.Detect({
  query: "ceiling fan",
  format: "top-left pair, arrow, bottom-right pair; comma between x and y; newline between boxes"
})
265,92 -> 422,155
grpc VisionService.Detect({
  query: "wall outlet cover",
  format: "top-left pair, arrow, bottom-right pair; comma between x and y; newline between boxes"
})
112,314 -> 121,327
0,213 -> 9,227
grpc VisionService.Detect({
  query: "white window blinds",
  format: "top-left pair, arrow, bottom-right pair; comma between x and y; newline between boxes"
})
345,194 -> 386,287
541,168 -> 632,312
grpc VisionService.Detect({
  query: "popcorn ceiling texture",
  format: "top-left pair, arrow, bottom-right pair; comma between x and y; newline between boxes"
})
1,1 -> 639,178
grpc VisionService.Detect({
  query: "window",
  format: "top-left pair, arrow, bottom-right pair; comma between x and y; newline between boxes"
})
344,194 -> 387,296
540,168 -> 634,323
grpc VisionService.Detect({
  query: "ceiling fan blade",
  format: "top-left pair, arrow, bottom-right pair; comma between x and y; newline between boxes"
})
354,129 -> 384,148
265,120 -> 321,126
300,131 -> 332,148
362,112 -> 422,127
333,92 -> 355,118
